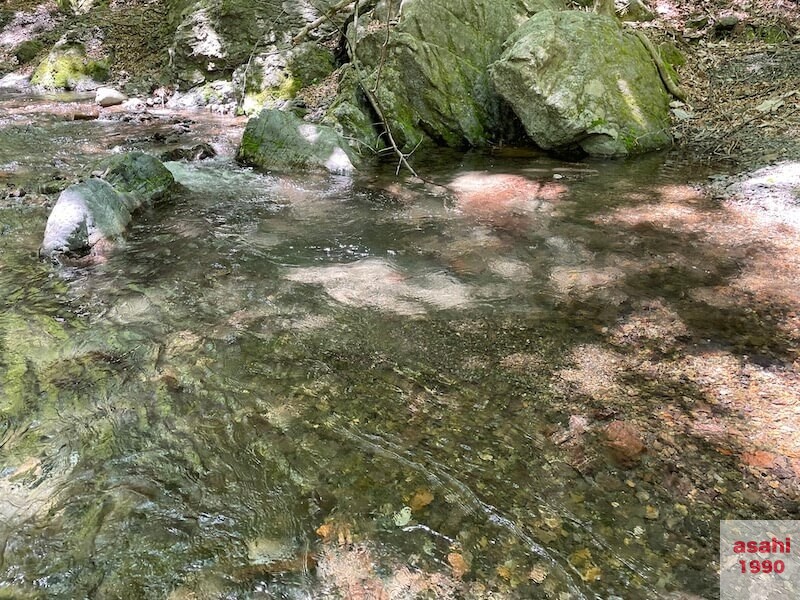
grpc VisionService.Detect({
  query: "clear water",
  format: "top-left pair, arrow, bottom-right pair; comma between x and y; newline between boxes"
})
1,95 -> 794,599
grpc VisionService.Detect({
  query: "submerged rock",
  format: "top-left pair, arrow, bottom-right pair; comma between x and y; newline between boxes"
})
489,10 -> 671,156
40,152 -> 174,261
237,109 -> 358,174
160,143 -> 217,162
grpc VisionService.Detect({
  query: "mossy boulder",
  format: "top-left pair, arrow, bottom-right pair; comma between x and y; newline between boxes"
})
14,40 -> 44,65
237,109 -> 358,174
321,65 -> 385,155
350,0 -> 565,152
489,10 -> 672,156
170,0 -> 341,88
31,44 -> 108,91
40,152 -> 174,260
289,42 -> 336,88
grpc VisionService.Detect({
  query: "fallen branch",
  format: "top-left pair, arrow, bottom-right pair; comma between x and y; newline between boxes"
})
348,0 -> 419,176
634,30 -> 688,102
293,0 -> 356,45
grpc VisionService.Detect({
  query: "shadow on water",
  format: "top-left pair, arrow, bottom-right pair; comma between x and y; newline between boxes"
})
1,98 -> 799,599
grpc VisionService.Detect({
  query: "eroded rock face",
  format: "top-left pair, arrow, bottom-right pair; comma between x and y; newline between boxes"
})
169,0 -> 339,89
489,10 -> 672,156
236,109 -> 358,174
40,152 -> 174,261
351,0 -> 565,152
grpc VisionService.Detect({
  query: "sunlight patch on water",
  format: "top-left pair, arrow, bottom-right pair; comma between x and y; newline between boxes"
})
285,258 -> 472,316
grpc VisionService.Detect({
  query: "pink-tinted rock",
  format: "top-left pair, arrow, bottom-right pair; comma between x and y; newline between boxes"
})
604,420 -> 646,465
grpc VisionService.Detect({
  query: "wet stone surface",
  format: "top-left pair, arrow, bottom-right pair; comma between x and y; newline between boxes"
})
1,95 -> 799,599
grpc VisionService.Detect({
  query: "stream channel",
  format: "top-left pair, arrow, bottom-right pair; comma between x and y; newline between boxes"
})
1,91 -> 798,599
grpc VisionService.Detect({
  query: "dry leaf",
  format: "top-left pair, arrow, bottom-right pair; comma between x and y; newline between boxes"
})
582,566 -> 602,582
755,98 -> 784,113
316,523 -> 333,540
529,564 -> 549,584
496,565 -> 512,580
410,489 -> 434,511
447,552 -> 469,579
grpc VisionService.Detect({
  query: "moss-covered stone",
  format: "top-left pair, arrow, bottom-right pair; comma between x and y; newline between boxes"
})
322,65 -> 385,155
40,152 -> 175,259
351,0 -> 565,152
31,44 -> 108,91
236,109 -> 359,174
288,42 -> 336,88
489,10 -> 672,157
14,40 -> 44,65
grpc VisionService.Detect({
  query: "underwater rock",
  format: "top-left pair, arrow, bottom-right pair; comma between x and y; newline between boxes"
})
604,420 -> 646,466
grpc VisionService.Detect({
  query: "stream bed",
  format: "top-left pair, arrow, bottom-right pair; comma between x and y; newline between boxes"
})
1,92 -> 799,599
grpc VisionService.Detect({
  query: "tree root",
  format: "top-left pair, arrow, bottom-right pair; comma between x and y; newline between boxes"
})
634,30 -> 688,102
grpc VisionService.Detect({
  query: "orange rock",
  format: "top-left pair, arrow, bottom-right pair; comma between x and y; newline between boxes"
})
741,450 -> 778,469
447,552 -> 469,579
604,420 -> 645,466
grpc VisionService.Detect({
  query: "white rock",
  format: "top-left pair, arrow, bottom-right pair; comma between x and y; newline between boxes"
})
95,87 -> 127,107
121,98 -> 147,112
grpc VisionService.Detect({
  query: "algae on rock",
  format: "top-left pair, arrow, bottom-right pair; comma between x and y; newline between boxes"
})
40,152 -> 175,260
350,0 -> 565,152
31,43 -> 108,90
489,10 -> 672,156
237,109 -> 359,174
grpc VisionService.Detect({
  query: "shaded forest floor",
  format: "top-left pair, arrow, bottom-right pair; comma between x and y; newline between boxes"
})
643,0 -> 800,168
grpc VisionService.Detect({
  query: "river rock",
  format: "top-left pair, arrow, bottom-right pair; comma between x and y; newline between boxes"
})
604,420 -> 646,466
95,87 -> 127,107
350,0 -> 565,152
160,143 -> 217,162
236,109 -> 357,174
0,72 -> 31,91
40,152 -> 174,260
489,10 -> 672,156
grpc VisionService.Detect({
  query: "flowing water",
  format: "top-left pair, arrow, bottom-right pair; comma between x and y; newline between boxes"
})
1,92 -> 798,599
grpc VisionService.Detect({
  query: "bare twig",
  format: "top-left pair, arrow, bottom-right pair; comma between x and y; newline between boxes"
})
372,0 -> 393,93
633,30 -> 688,102
292,0 -> 357,45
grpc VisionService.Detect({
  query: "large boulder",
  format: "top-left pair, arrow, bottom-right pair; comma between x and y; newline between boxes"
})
169,0 -> 340,89
350,0 -> 565,152
321,65 -> 386,155
236,109 -> 358,174
489,10 -> 671,156
40,152 -> 174,260
31,43 -> 108,91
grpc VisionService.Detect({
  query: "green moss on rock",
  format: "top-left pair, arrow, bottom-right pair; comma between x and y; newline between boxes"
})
237,109 -> 359,174
489,10 -> 672,157
31,44 -> 108,91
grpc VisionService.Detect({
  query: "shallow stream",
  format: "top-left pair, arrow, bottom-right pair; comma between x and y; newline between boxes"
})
2,92 -> 798,599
